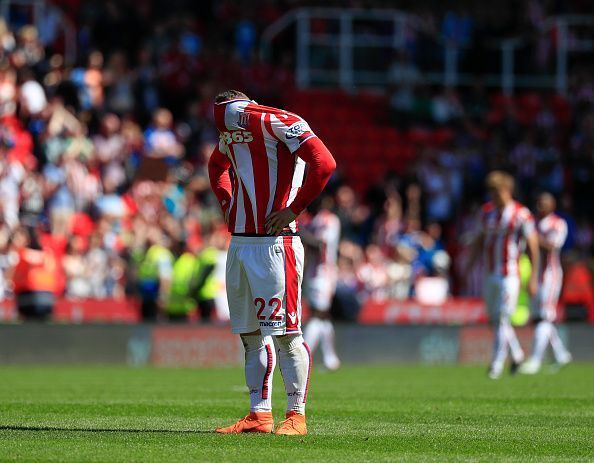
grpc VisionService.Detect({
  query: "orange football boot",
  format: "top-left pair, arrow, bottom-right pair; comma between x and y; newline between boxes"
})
274,411 -> 307,435
215,412 -> 274,434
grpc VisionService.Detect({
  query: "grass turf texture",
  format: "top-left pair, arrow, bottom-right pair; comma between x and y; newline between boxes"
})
0,365 -> 593,462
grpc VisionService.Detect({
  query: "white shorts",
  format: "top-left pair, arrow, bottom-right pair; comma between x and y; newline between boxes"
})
531,270 -> 562,322
483,274 -> 520,323
304,270 -> 337,312
226,235 -> 304,336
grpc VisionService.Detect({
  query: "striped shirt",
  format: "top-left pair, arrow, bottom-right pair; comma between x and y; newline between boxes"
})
479,200 -> 535,277
213,99 -> 317,234
304,210 -> 341,279
536,213 -> 567,280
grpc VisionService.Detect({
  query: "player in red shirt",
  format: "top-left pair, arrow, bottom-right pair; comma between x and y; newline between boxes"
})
302,195 -> 342,370
469,171 -> 540,379
519,193 -> 572,374
208,90 -> 336,435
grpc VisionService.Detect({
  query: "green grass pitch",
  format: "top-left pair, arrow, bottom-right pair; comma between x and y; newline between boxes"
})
0,364 -> 593,462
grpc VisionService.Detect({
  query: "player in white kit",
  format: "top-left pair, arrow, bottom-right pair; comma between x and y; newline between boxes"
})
469,171 -> 540,379
519,193 -> 572,374
302,195 -> 341,370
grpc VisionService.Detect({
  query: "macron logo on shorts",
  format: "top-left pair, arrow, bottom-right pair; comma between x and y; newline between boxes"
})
288,313 -> 297,324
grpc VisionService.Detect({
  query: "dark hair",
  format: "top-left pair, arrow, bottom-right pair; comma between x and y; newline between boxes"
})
214,90 -> 249,104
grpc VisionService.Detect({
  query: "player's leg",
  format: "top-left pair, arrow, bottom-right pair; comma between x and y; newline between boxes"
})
242,331 -> 276,413
304,316 -> 323,352
502,276 -> 524,369
303,282 -> 324,355
549,326 -> 572,365
274,332 -> 311,435
521,285 -> 550,374
304,279 -> 340,370
236,235 -> 309,434
274,236 -> 310,435
320,318 -> 340,371
215,240 -> 274,434
487,276 -> 508,378
544,277 -> 572,365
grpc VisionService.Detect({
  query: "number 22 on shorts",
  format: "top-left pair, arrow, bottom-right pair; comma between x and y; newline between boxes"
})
254,297 -> 283,320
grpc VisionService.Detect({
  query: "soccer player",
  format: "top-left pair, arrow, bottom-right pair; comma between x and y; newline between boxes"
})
519,193 -> 572,374
208,90 -> 336,435
469,171 -> 539,379
302,195 -> 341,371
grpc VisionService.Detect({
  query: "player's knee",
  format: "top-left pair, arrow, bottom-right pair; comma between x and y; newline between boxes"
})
274,333 -> 304,352
310,308 -> 330,319
240,331 -> 267,352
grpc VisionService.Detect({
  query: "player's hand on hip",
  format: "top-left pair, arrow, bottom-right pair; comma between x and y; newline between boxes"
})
265,208 -> 297,235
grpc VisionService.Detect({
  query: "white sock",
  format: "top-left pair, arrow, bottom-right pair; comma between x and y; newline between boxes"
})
241,334 -> 275,412
549,325 -> 570,362
275,334 -> 311,415
506,324 -> 525,363
304,318 -> 323,353
320,320 -> 340,369
531,321 -> 552,365
491,322 -> 509,372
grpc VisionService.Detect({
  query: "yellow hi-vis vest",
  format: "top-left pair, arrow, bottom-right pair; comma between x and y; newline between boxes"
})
195,246 -> 220,302
137,245 -> 173,282
512,254 -> 532,326
167,252 -> 198,315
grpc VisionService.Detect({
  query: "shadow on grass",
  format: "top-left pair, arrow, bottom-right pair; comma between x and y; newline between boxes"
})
0,425 -> 213,434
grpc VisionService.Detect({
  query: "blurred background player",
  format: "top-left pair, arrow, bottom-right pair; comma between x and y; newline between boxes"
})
520,193 -> 572,374
303,195 -> 341,371
209,90 -> 336,435
469,171 -> 539,379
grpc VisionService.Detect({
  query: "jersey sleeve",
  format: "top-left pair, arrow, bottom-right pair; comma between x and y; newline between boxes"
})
519,208 -> 536,239
327,215 -> 341,247
268,112 -> 317,154
207,145 -> 233,214
546,218 -> 568,249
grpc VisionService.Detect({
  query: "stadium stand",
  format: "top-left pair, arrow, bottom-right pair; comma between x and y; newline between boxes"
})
0,0 -> 593,324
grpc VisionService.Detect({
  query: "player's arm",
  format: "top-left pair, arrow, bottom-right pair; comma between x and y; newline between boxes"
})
539,221 -> 567,252
207,145 -> 233,221
523,213 -> 540,297
299,227 -> 324,250
265,137 -> 336,235
526,231 -> 540,296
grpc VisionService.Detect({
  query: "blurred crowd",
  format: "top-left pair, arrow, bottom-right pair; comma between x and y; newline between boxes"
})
0,0 -> 592,322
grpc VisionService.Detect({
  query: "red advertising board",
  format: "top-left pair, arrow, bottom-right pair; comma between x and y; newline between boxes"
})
458,326 -> 534,363
0,298 -> 140,323
151,326 -> 242,367
359,298 -> 489,325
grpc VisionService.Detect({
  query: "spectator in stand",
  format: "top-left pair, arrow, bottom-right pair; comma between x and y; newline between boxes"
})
18,68 -> 47,117
0,226 -> 17,301
374,193 -> 403,251
0,65 -> 17,117
0,3 -> 592,326
11,226 -> 57,320
0,19 -> 15,58
135,225 -> 174,321
144,108 -> 184,162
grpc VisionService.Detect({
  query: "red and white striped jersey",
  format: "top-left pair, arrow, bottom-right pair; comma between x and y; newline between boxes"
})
536,213 -> 567,280
479,200 -> 535,277
304,210 -> 341,279
213,99 -> 317,234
